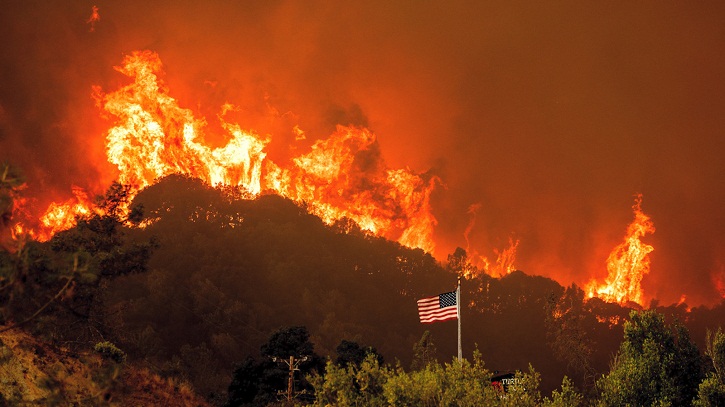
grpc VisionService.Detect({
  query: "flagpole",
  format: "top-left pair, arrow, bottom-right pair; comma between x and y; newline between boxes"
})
457,276 -> 462,362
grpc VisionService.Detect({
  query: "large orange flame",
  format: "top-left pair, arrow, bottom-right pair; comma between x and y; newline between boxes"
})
8,187 -> 98,244
586,194 -> 655,306
38,187 -> 99,240
18,50 -> 437,253
266,125 -> 438,249
97,51 -> 270,196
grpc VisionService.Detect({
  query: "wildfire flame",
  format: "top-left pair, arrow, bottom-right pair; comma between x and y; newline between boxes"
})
7,187 -> 98,245
96,53 -> 270,196
586,194 -> 655,306
462,203 -> 519,278
483,237 -> 520,277
17,50 -> 437,253
38,187 -> 99,240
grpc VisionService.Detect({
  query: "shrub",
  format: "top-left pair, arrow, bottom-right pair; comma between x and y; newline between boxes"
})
94,341 -> 127,364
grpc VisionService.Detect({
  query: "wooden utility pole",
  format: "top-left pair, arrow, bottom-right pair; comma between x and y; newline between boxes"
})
272,355 -> 308,403
286,356 -> 295,401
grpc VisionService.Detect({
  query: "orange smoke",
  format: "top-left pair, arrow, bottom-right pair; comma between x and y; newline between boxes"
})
463,203 -> 482,251
16,50 -> 437,253
586,194 -> 655,306
713,265 -> 725,298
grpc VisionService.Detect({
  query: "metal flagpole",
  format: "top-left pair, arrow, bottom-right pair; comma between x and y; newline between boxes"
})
457,276 -> 462,362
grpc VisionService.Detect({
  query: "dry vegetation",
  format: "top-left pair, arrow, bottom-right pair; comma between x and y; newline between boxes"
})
0,327 -> 207,406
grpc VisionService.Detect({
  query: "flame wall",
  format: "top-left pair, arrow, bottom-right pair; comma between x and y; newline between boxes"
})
0,1 -> 723,306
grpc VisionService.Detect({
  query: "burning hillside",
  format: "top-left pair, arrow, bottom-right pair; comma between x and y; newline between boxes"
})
11,51 -> 438,255
2,49 -> 718,309
1,1 -> 724,308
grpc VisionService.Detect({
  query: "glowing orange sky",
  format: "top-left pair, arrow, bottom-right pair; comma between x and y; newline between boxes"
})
0,2 -> 723,306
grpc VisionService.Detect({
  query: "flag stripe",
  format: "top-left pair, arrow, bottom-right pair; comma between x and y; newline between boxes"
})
417,290 -> 458,323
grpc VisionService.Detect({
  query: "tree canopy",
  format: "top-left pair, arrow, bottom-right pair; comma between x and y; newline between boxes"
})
596,309 -> 704,406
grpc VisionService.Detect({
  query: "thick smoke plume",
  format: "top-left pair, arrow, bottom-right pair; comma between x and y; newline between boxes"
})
0,1 -> 723,305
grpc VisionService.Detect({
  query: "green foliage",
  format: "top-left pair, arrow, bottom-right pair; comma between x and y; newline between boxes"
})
694,328 -> 725,406
543,376 -> 583,407
706,328 -> 725,382
411,330 -> 437,371
312,350 -> 559,407
94,341 -> 127,364
544,284 -> 596,389
497,365 -> 543,407
311,354 -> 390,407
694,375 -> 725,407
595,310 -> 704,406
0,181 -> 157,394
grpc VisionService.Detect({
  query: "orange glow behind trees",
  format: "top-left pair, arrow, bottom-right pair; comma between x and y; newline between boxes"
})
586,194 -> 655,306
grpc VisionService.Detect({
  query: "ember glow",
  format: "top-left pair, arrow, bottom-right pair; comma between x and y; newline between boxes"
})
586,195 -> 655,306
86,6 -> 100,32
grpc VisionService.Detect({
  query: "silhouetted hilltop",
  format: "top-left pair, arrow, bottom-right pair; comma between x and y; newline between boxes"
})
3,175 -> 723,403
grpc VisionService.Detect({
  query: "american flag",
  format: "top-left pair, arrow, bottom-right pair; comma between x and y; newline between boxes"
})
417,291 -> 458,323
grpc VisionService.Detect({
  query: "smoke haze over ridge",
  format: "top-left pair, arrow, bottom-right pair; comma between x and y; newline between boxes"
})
0,1 -> 723,305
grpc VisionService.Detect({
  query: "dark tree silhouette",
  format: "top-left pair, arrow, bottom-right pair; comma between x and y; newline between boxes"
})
261,326 -> 315,359
227,326 -> 323,407
335,339 -> 383,368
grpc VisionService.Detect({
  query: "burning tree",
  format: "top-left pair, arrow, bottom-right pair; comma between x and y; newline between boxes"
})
587,194 -> 655,306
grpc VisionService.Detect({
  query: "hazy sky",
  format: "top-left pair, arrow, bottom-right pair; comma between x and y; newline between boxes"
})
1,1 -> 723,305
